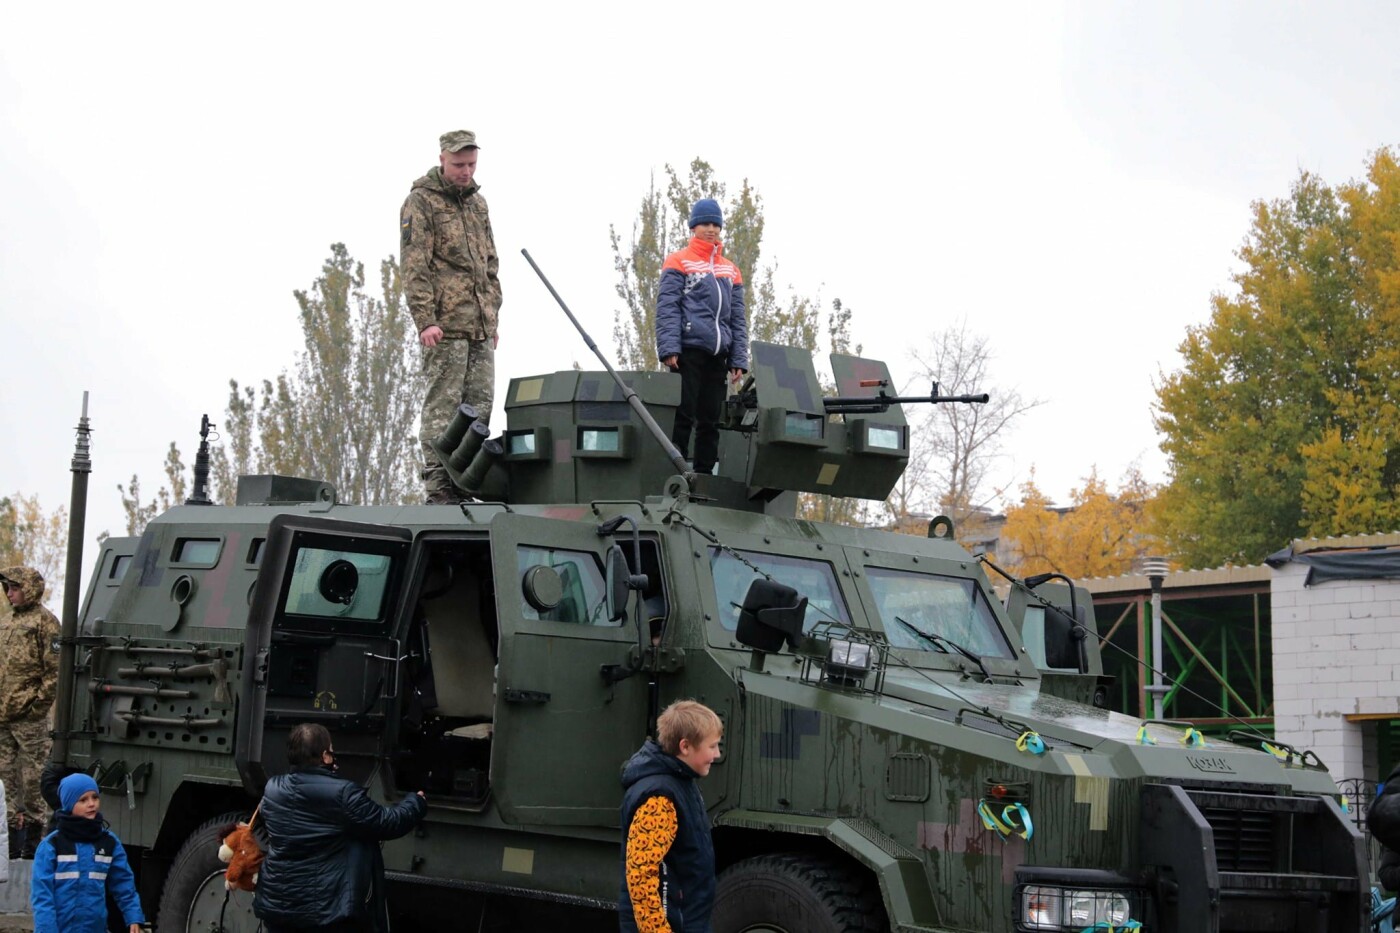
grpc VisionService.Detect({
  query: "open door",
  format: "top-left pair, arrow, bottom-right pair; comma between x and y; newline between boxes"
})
237,515 -> 412,793
488,512 -> 652,826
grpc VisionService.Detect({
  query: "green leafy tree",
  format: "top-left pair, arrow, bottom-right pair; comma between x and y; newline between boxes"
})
210,245 -> 420,506
129,245 -> 421,522
1154,150 -> 1400,567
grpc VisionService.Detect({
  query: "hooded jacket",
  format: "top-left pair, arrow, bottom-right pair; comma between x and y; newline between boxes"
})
30,817 -> 144,933
618,739 -> 715,933
400,167 -> 503,341
0,567 -> 59,722
253,766 -> 426,932
655,237 -> 748,371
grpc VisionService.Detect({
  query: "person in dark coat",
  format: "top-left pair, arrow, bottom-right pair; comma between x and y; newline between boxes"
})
618,700 -> 723,933
253,724 -> 426,933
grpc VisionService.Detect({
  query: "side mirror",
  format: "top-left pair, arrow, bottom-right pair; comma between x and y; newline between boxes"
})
605,545 -> 631,623
736,579 -> 807,653
318,559 -> 359,605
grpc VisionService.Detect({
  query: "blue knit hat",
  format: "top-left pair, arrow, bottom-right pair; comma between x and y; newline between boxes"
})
689,198 -> 723,229
60,773 -> 100,812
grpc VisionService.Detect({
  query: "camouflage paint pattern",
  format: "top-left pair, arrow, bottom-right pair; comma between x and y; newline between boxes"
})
0,567 -> 58,827
400,168 -> 502,341
420,337 -> 494,499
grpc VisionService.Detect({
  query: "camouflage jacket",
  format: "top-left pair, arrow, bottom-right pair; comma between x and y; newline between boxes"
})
0,568 -> 58,722
400,167 -> 503,341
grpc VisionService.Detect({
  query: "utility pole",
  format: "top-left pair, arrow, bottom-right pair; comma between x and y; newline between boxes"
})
1143,556 -> 1170,720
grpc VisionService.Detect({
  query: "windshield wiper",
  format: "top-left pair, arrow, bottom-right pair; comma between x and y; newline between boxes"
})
895,616 -> 995,683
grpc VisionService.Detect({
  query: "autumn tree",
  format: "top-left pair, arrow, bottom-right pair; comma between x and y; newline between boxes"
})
882,322 -> 1040,539
999,467 -> 1157,579
126,245 -> 420,522
1154,149 -> 1400,567
0,493 -> 68,610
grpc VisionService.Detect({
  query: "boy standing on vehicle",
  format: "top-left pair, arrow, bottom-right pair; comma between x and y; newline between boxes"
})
656,199 -> 748,476
619,700 -> 723,933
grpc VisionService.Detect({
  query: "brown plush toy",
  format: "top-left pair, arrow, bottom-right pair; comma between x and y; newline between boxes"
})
217,807 -> 264,892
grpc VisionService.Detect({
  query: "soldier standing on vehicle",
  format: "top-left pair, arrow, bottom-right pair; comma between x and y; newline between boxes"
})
401,129 -> 504,504
0,567 -> 60,858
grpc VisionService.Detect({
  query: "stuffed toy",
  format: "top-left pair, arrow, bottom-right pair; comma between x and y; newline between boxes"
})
217,805 -> 264,892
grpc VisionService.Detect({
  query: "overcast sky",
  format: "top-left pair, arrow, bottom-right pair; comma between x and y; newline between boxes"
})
2,2 -> 1396,595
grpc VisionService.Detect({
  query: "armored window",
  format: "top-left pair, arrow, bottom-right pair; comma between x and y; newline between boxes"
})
281,546 -> 393,623
517,545 -> 616,627
709,548 -> 849,634
108,553 -> 131,584
865,567 -> 1015,659
247,538 -> 265,566
173,537 -> 221,566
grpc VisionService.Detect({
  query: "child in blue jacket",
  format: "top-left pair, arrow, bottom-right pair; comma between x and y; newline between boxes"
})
30,773 -> 145,933
656,197 -> 749,475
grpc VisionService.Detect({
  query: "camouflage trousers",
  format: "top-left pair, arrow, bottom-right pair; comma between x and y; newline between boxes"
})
420,337 -> 495,501
0,716 -> 50,828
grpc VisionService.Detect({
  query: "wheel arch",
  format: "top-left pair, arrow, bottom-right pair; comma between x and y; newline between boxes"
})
713,813 -> 938,929
154,781 -> 258,858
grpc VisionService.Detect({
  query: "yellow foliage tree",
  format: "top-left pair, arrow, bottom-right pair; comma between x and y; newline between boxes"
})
0,492 -> 68,612
1000,467 -> 1158,579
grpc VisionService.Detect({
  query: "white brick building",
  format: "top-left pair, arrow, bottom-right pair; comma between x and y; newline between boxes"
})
1268,532 -> 1400,786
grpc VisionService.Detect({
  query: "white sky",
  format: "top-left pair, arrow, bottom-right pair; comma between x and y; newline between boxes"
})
2,2 -> 1397,593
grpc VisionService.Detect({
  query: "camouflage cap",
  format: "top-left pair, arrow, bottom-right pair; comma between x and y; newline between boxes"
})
440,130 -> 480,153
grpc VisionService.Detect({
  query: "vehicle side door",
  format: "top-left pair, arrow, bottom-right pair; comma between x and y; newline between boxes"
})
488,512 -> 650,826
237,515 -> 411,792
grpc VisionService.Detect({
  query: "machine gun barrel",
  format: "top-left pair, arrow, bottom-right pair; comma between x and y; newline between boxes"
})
521,249 -> 692,480
823,390 -> 989,415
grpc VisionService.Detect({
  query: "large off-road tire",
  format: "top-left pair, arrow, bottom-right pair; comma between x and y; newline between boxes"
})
710,853 -> 888,933
155,811 -> 260,933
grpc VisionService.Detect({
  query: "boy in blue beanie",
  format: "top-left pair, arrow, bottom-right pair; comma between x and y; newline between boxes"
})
656,197 -> 749,475
30,773 -> 145,933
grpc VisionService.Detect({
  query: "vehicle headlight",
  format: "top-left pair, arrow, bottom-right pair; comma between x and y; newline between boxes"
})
1020,885 -> 1134,931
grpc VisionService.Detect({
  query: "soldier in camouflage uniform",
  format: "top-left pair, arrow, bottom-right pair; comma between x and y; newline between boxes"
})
400,129 -> 504,504
0,567 -> 60,856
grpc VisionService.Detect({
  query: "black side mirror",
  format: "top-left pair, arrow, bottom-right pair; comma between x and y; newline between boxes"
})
736,578 -> 808,653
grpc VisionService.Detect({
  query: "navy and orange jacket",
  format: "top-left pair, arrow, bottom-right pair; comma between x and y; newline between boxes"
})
655,237 -> 749,370
618,739 -> 715,933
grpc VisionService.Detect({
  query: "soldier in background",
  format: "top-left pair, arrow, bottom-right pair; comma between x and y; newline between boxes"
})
400,129 -> 503,504
0,567 -> 60,857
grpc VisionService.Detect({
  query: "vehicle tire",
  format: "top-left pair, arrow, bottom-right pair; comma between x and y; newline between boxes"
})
710,852 -> 888,933
155,811 -> 260,933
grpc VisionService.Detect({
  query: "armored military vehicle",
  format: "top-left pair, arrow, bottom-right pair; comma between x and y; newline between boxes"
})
51,285 -> 1367,930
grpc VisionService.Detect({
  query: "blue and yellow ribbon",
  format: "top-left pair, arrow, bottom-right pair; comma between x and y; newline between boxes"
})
1016,730 -> 1046,755
1180,728 -> 1206,748
978,799 -> 1033,841
1261,741 -> 1289,761
1136,725 -> 1156,746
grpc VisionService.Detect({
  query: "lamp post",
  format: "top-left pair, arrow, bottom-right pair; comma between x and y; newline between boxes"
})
1142,556 -> 1170,720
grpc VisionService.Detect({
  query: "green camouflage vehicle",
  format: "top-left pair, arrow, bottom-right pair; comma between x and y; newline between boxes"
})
52,330 -> 1366,931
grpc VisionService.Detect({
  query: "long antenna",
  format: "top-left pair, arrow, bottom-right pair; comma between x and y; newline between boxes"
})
520,249 -> 692,481
53,391 -> 92,765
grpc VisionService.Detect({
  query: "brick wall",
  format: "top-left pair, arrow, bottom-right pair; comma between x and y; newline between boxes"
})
1270,560 -> 1400,783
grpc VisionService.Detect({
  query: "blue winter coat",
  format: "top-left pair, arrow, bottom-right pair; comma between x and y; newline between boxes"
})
30,823 -> 144,933
618,738 -> 715,933
655,237 -> 749,370
253,766 -> 426,932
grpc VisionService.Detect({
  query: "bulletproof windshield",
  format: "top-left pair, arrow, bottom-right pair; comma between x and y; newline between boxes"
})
865,567 -> 1014,659
710,548 -> 850,634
